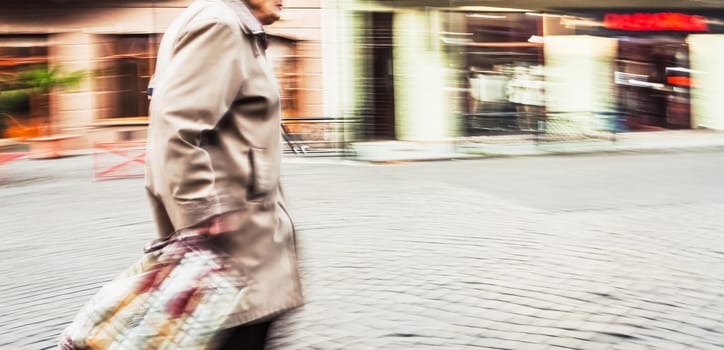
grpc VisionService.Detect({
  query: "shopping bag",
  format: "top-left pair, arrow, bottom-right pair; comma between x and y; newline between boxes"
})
59,232 -> 246,350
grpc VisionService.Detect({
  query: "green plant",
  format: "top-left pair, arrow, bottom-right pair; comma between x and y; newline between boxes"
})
0,66 -> 84,136
16,67 -> 84,94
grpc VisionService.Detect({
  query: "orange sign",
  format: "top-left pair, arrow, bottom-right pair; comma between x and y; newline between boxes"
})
668,76 -> 693,87
604,13 -> 709,32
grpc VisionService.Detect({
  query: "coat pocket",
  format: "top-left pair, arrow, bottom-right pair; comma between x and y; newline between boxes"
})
247,147 -> 278,201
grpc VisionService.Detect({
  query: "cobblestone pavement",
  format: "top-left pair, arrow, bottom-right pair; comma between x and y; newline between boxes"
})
1,152 -> 724,349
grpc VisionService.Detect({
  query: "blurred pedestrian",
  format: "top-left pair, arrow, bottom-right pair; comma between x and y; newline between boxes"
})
145,0 -> 303,348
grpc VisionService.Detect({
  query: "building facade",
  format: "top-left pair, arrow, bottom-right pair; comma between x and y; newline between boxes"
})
0,0 -> 323,150
325,0 -> 724,143
3,0 -> 724,151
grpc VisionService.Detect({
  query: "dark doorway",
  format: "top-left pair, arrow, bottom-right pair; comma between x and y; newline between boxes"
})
616,36 -> 691,131
366,12 -> 396,140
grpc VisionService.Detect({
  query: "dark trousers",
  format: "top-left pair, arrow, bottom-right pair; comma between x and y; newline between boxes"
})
218,321 -> 272,350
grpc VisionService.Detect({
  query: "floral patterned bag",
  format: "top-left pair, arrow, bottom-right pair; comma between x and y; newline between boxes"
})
58,231 -> 246,350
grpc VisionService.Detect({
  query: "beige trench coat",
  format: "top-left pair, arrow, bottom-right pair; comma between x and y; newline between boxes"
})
145,0 -> 303,326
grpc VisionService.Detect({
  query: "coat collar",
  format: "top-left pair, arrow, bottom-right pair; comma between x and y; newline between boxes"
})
218,0 -> 265,35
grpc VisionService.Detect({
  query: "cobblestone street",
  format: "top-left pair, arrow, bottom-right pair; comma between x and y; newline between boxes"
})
1,151 -> 724,349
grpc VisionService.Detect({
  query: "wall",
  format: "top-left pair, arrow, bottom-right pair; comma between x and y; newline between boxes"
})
544,35 -> 617,134
393,9 -> 454,141
688,34 -> 724,131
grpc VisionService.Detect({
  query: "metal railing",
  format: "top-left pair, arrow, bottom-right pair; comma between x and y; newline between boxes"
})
281,117 -> 358,157
461,111 -> 620,144
280,113 -> 623,159
539,111 -> 621,143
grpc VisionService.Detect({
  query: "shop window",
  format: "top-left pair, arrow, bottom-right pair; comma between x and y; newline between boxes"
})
95,34 -> 159,119
95,35 -> 299,121
0,35 -> 48,138
267,36 -> 299,117
443,12 -> 544,135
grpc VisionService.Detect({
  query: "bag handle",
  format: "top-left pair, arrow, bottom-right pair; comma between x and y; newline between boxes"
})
144,215 -> 228,253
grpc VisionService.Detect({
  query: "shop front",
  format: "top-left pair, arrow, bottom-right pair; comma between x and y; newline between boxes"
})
328,1 -> 724,142
562,10 -> 724,132
441,11 -> 545,136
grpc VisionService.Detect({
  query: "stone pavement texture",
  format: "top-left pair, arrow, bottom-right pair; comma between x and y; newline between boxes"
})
1,152 -> 724,349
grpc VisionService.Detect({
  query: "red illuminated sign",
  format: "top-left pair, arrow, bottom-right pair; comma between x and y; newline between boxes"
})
604,13 -> 709,32
668,76 -> 693,87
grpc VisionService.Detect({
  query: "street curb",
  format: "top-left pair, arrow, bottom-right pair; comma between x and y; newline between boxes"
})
355,144 -> 724,164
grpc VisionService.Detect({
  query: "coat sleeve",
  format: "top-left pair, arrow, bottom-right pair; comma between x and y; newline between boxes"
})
152,19 -> 245,229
